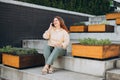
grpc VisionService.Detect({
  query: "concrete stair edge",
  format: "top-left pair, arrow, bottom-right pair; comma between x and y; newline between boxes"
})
0,64 -> 104,80
106,69 -> 120,80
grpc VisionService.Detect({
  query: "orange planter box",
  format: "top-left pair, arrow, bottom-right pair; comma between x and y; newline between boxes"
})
106,13 -> 120,20
72,44 -> 120,59
2,53 -> 45,69
70,25 -> 87,32
88,24 -> 114,32
116,18 -> 120,25
0,52 -> 2,63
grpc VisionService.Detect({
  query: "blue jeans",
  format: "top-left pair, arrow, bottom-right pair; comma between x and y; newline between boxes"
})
43,45 -> 66,65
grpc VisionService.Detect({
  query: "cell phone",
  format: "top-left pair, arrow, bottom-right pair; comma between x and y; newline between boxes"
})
52,23 -> 54,27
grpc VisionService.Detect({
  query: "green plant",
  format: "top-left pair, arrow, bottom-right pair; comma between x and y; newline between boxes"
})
0,45 -> 13,53
101,21 -> 109,25
72,22 -> 86,26
17,0 -> 110,15
0,45 -> 38,55
79,38 -> 111,46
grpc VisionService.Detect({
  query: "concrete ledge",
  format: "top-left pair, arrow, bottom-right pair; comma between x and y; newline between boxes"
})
70,23 -> 120,41
22,39 -> 79,56
70,32 -> 120,41
106,69 -> 120,80
22,40 -> 47,54
0,65 -> 104,80
53,56 -> 119,77
22,39 -> 120,77
89,15 -> 106,24
116,59 -> 120,68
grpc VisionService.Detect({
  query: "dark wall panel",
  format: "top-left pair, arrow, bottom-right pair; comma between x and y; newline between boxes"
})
0,2 -> 88,47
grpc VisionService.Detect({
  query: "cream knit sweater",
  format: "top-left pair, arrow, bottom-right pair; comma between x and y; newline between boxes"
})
43,27 -> 70,49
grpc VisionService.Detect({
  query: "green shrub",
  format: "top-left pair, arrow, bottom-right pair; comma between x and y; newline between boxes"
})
72,22 -> 86,26
79,38 -> 111,46
0,45 -> 38,55
17,0 -> 111,15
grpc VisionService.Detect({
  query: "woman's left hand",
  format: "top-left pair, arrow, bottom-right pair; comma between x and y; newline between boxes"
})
54,43 -> 63,47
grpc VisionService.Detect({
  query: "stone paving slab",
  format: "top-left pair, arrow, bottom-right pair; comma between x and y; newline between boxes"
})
106,69 -> 120,80
0,65 -> 104,80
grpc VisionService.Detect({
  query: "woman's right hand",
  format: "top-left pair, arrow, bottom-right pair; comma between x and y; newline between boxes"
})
48,23 -> 53,31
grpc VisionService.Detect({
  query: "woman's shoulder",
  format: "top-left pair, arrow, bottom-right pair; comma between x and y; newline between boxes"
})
61,28 -> 69,34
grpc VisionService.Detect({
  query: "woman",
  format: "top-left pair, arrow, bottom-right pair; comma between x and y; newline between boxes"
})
42,16 -> 70,74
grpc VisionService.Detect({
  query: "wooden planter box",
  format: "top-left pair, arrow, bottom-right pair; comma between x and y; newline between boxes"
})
88,24 -> 114,32
0,52 -> 2,63
116,18 -> 120,25
70,25 -> 87,32
2,53 -> 45,69
72,43 -> 120,59
106,13 -> 120,20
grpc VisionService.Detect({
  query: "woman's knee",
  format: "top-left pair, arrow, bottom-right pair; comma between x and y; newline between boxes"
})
44,45 -> 50,50
53,47 -> 66,55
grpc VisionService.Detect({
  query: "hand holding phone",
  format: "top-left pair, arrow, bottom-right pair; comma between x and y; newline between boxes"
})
48,23 -> 54,31
52,23 -> 54,27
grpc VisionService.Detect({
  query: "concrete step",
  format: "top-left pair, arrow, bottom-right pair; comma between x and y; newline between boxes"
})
106,69 -> 120,80
0,64 -> 104,80
70,20 -> 120,41
89,17 -> 116,26
22,40 -> 120,77
22,39 -> 79,56
116,59 -> 120,68
22,40 -> 47,54
70,32 -> 120,41
53,56 -> 119,77
89,15 -> 106,24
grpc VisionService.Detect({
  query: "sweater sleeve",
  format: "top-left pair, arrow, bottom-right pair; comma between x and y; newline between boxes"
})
43,30 -> 50,39
62,31 -> 70,49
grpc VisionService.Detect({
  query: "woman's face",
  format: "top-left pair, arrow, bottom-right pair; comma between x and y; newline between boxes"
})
53,18 -> 60,27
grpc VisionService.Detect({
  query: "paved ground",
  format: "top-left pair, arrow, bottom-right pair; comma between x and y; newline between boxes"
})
0,65 -> 104,80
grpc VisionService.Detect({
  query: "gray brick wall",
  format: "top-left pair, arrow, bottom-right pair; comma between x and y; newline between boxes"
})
0,2 -> 89,47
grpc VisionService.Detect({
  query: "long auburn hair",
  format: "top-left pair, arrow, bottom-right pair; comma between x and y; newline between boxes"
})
53,16 -> 69,33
